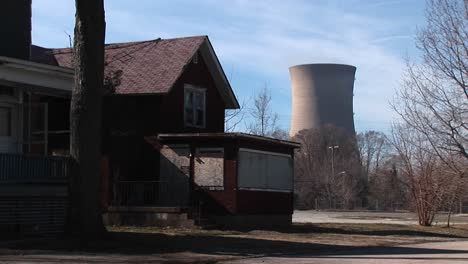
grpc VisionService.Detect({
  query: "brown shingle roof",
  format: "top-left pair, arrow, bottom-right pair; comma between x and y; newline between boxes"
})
31,36 -> 206,94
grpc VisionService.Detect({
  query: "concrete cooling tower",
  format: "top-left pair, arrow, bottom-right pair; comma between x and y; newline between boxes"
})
289,63 -> 356,137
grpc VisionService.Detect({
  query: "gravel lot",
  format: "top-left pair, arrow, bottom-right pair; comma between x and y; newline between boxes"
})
293,210 -> 468,225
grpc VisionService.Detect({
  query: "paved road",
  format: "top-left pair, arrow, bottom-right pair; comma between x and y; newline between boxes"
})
2,240 -> 467,263
222,240 -> 468,264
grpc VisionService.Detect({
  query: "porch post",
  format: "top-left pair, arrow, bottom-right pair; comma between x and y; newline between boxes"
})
43,102 -> 48,155
189,142 -> 195,207
27,92 -> 31,153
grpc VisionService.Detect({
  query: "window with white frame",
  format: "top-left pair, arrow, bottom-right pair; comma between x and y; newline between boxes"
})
184,84 -> 206,128
0,106 -> 11,137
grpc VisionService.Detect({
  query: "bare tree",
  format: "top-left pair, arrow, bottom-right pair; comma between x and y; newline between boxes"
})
293,126 -> 363,209
389,123 -> 464,226
357,130 -> 390,182
391,0 -> 468,225
357,130 -> 395,208
367,155 -> 409,211
225,100 -> 246,132
271,128 -> 289,140
247,86 -> 283,138
69,0 -> 106,239
393,0 -> 468,161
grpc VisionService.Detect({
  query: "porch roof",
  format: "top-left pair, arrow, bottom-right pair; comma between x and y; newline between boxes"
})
0,55 -> 73,96
155,132 -> 301,149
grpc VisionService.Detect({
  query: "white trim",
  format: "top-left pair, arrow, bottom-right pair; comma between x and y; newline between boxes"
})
0,56 -> 73,93
0,99 -> 20,153
238,148 -> 292,158
199,39 -> 239,109
0,56 -> 73,75
44,103 -> 48,155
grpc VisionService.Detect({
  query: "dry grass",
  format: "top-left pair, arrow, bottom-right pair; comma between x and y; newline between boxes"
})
2,223 -> 468,263
108,222 -> 468,248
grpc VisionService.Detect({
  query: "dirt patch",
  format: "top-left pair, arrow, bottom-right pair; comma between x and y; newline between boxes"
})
2,223 -> 468,263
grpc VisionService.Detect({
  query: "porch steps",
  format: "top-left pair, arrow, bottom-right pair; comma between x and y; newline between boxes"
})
191,210 -> 217,229
104,206 -> 220,228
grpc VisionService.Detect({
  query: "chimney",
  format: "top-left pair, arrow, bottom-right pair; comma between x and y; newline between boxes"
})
0,0 -> 32,60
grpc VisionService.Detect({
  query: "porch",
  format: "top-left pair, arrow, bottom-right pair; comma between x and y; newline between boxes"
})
105,133 -> 300,228
0,153 -> 70,238
0,55 -> 73,156
0,55 -> 73,238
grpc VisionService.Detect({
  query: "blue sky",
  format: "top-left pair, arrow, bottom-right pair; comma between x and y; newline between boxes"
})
32,0 -> 427,133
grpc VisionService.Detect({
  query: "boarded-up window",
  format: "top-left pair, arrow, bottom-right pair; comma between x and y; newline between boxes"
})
238,148 -> 293,192
194,148 -> 224,189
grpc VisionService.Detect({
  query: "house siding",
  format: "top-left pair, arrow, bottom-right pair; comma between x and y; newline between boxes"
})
236,190 -> 293,214
103,53 -> 226,139
158,53 -> 225,133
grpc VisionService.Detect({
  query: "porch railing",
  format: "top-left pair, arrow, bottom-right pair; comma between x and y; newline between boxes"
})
0,153 -> 70,182
112,180 -> 189,207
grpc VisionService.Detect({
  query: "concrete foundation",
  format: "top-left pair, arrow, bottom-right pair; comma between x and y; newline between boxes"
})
213,214 -> 292,229
103,206 -> 195,227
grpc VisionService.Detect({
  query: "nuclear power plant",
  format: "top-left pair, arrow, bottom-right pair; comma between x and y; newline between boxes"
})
289,63 -> 356,137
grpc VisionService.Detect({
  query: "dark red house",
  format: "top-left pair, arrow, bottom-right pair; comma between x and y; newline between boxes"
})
34,36 -> 300,227
1,0 -> 300,230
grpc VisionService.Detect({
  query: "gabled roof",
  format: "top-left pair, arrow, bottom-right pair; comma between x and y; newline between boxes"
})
30,36 -> 239,109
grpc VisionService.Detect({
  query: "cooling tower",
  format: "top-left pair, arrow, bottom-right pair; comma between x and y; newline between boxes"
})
289,63 -> 356,137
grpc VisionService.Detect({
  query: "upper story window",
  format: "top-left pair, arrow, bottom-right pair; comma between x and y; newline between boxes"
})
0,106 -> 11,137
184,84 -> 206,128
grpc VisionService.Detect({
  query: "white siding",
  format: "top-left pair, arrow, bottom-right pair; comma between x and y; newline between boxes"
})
0,90 -> 21,153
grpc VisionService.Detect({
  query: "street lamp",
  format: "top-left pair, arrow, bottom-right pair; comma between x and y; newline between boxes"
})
326,145 -> 339,208
328,145 -> 339,178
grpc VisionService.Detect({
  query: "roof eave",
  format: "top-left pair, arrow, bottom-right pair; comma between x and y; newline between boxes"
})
0,56 -> 73,94
157,132 -> 301,148
199,37 -> 240,109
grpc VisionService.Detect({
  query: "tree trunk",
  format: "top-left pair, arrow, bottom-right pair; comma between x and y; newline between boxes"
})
70,0 -> 106,240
